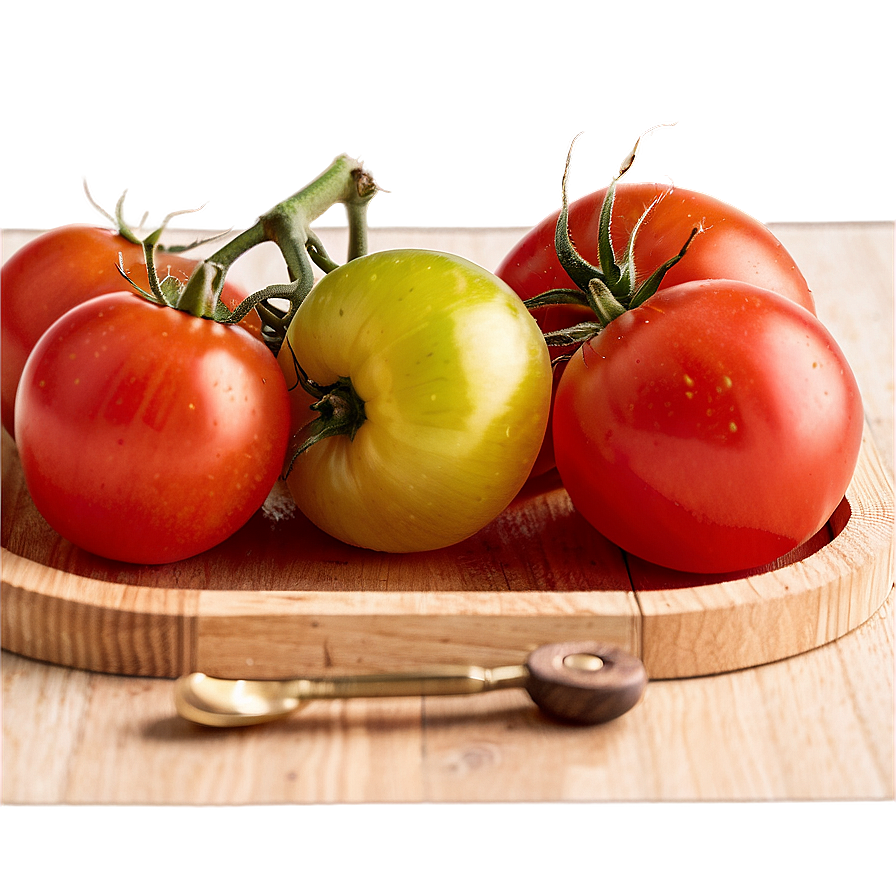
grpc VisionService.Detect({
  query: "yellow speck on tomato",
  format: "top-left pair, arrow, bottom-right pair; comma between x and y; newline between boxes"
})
683,373 -> 695,388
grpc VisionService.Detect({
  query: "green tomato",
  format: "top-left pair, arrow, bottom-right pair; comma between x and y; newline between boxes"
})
276,248 -> 552,552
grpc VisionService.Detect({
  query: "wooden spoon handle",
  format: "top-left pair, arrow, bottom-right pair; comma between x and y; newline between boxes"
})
524,642 -> 647,724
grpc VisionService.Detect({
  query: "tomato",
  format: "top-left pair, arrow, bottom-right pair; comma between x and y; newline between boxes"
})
14,292 -> 289,564
1,225 -> 260,438
276,248 -> 552,553
496,182 -> 817,475
552,280 -> 863,574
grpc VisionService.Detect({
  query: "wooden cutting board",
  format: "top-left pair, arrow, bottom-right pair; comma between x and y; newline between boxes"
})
2,423 -> 892,681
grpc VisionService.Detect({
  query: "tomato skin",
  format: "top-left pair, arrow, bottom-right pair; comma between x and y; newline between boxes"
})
1,225 -> 258,438
14,293 -> 289,564
496,183 -> 817,478
552,280 -> 863,573
277,249 -> 552,553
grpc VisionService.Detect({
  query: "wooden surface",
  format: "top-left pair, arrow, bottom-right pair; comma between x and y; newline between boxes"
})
2,428 -> 891,681
2,221 -> 893,804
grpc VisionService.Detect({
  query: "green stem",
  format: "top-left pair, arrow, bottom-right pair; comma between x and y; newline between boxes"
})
197,154 -> 378,352
306,231 -> 340,274
587,278 -> 628,327
207,154 -> 372,272
346,166 -> 377,260
175,261 -> 225,319
206,219 -> 266,270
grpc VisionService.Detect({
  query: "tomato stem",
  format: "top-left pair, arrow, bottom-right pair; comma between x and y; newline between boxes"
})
107,155 -> 378,347
587,279 -> 628,327
175,261 -> 227,319
203,155 -> 379,354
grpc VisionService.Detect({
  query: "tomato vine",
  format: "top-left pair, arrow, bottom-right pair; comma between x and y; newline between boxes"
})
200,155 -> 379,352
111,153 -> 381,351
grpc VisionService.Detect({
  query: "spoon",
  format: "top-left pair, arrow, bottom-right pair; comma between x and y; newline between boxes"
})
174,641 -> 647,727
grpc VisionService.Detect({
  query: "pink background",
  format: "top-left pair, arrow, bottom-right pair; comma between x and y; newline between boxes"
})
0,0 -> 896,227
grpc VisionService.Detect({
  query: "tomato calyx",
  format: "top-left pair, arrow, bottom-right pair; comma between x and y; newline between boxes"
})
84,181 -> 230,254
525,133 -> 699,355
117,224 -> 229,321
281,347 -> 367,478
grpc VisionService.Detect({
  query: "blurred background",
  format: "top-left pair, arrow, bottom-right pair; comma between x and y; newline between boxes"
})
2,0 -> 892,233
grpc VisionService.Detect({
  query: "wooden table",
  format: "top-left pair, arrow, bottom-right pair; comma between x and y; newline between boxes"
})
2,222 -> 893,805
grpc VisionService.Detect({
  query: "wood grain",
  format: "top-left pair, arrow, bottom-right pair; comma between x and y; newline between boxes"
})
3,424 -> 890,680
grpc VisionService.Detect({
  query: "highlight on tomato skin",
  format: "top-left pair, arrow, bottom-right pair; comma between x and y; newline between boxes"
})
0,224 -> 259,440
13,292 -> 290,565
275,248 -> 553,554
550,280 -> 864,575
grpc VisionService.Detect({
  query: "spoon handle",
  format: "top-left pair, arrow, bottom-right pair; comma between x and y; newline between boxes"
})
288,663 -> 530,700
285,645 -> 646,724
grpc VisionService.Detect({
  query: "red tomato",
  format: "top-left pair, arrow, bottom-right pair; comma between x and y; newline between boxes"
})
14,292 -> 289,564
496,182 -> 817,475
552,280 -> 863,573
1,225 -> 260,438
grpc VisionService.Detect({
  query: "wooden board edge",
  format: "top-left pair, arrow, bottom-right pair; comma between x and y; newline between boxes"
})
1,548 -> 197,677
192,607 -> 643,679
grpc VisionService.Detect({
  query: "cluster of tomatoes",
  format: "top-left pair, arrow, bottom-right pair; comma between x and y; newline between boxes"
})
1,217 -> 552,564
497,169 -> 864,573
1,149 -> 863,573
